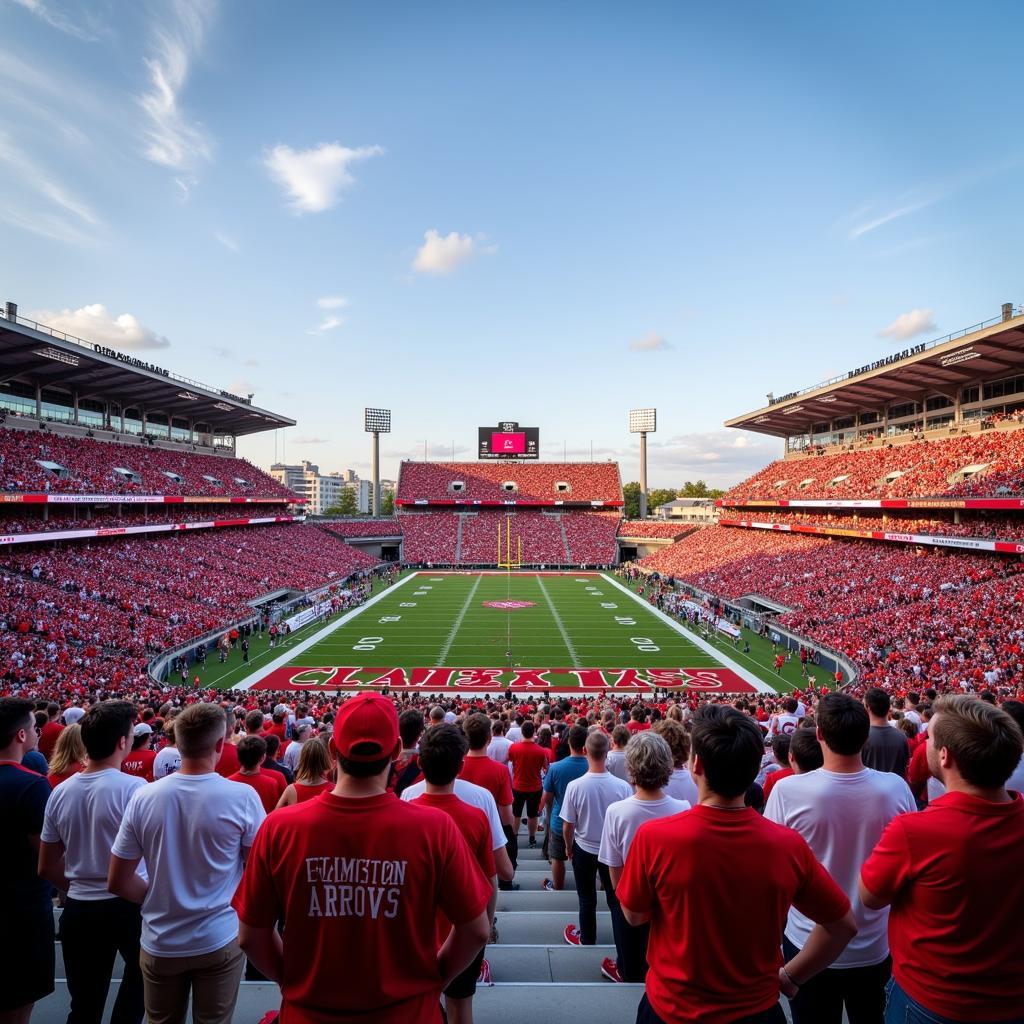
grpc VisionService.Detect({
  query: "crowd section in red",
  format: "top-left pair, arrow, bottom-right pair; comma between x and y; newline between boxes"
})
616,520 -> 692,539
460,510 -> 567,564
396,460 -> 622,505
723,426 -> 1024,502
0,506 -> 299,538
320,518 -> 402,538
561,510 -> 620,563
0,426 -> 297,499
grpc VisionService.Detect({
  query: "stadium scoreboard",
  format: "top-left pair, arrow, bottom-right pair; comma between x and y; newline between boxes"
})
478,422 -> 539,460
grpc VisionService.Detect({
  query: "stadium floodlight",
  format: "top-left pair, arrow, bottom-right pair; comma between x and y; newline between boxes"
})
628,407 -> 657,519
364,407 -> 392,516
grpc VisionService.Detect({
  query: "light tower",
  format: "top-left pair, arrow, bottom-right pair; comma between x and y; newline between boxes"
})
629,407 -> 657,519
364,408 -> 391,517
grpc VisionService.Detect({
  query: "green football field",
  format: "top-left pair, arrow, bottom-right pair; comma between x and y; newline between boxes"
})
219,571 -> 805,696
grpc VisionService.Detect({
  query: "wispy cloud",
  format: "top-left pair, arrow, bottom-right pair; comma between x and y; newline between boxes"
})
10,0 -> 104,41
879,308 -> 937,341
317,295 -> 348,309
412,230 -> 495,274
628,332 -> 671,353
307,296 -> 349,334
30,303 -> 170,350
293,436 -> 330,444
138,0 -> 215,173
213,231 -> 239,253
847,197 -> 938,239
264,142 -> 383,213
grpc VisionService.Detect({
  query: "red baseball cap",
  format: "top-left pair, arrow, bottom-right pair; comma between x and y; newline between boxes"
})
332,694 -> 400,761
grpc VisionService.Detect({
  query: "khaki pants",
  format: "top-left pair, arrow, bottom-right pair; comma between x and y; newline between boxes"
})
139,939 -> 245,1024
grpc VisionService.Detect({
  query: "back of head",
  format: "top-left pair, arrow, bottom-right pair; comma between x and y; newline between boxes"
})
399,709 -> 425,749
625,732 -> 673,791
521,720 -> 535,740
244,709 -> 264,734
931,695 -> 1024,789
567,723 -> 589,754
236,734 -> 267,770
491,719 -> 505,737
864,687 -> 891,718
1001,700 -> 1024,738
417,723 -> 468,786
817,692 -> 870,756
428,705 -> 445,724
464,713 -> 492,751
0,697 -> 35,750
80,700 -> 134,762
265,734 -> 281,759
691,704 -> 763,799
789,728 -> 824,773
771,733 -> 792,764
296,737 -> 332,783
585,728 -> 609,761
652,718 -> 690,767
783,697 -> 798,714
176,703 -> 228,760
49,723 -> 85,776
611,724 -> 630,749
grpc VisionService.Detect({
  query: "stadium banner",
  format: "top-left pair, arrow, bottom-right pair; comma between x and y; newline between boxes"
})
0,493 -> 305,505
247,665 -> 756,693
718,498 -> 1024,511
283,599 -> 334,632
0,515 -> 304,547
718,518 -> 1024,554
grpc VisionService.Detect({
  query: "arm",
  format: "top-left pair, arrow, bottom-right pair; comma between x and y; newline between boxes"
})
858,879 -> 889,911
620,900 -> 651,926
498,802 -> 514,828
562,819 -> 574,854
38,839 -> 70,894
609,864 -> 623,889
437,909 -> 491,987
485,874 -> 498,926
493,845 -> 514,882
108,855 -> 149,904
276,785 -> 297,809
238,922 -> 284,985
780,910 -> 858,996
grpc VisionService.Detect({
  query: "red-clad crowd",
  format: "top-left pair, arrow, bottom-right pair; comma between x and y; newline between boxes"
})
617,520 -> 693,540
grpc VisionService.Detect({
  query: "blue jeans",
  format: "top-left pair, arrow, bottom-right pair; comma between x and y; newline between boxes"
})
884,978 -> 1024,1024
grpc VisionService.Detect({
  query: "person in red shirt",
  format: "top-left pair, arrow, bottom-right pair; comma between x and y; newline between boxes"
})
617,705 -> 857,1024
38,702 -> 64,760
508,720 -> 548,848
215,708 -> 241,779
121,723 -> 157,782
627,707 -> 649,733
235,693 -> 491,1024
860,695 -> 1024,1024
228,735 -> 285,814
413,723 -> 506,1024
459,713 -> 518,890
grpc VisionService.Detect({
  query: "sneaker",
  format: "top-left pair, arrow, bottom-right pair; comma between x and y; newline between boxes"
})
498,881 -> 520,892
601,957 -> 624,983
542,878 -> 555,891
477,958 -> 493,986
563,923 -> 582,946
528,837 -> 537,849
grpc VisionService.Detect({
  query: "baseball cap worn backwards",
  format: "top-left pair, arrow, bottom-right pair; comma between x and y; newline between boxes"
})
333,694 -> 399,761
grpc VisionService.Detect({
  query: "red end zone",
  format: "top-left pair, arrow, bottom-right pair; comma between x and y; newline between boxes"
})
247,666 -> 757,693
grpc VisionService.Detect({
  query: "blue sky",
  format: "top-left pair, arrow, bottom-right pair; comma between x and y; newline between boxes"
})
1,0 -> 1022,488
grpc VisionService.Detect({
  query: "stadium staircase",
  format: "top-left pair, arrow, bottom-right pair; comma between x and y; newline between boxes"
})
557,515 -> 572,562
455,513 -> 466,562
42,827 -> 799,1022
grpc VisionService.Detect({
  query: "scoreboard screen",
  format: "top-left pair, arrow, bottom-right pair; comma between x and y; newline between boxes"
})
478,422 -> 540,460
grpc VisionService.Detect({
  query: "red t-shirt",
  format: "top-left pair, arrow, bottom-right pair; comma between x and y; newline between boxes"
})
39,721 -> 64,759
412,792 -> 495,946
294,780 -> 332,803
233,791 -> 491,1024
215,742 -> 241,778
762,767 -> 794,803
459,755 -> 513,808
229,769 -> 286,813
122,748 -> 156,783
508,741 -> 547,792
617,805 -> 850,1024
47,765 -> 82,789
626,720 -> 649,733
860,790 -> 1024,1020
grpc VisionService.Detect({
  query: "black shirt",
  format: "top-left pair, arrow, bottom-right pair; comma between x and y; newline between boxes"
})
862,724 -> 910,776
0,762 -> 51,908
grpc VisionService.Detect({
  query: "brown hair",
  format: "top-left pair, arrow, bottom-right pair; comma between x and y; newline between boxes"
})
296,737 -> 333,784
175,703 -> 227,759
931,695 -> 1024,789
49,723 -> 86,777
652,718 -> 690,768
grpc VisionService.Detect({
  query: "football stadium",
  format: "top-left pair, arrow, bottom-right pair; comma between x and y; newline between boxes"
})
3,6 -> 1024,1024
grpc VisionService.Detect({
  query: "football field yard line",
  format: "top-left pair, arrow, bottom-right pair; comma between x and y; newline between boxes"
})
437,574 -> 483,665
535,575 -> 580,667
601,574 -> 774,694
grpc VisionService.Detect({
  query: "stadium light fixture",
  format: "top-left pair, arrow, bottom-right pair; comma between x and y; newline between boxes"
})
364,407 -> 392,516
628,407 -> 657,519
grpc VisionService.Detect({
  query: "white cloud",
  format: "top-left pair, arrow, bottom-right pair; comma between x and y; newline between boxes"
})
228,377 -> 254,397
628,332 -> 671,353
317,295 -> 348,309
10,0 -> 103,40
879,308 -> 937,341
308,315 -> 343,335
264,142 -> 383,213
213,231 -> 239,253
30,303 -> 170,350
412,229 -> 491,274
138,0 -> 214,172
293,436 -> 329,444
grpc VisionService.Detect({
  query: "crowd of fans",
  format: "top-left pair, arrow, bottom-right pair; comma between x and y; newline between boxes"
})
0,426 -> 297,499
616,521 -> 692,540
562,510 -> 620,564
321,518 -> 403,538
724,426 -> 1024,501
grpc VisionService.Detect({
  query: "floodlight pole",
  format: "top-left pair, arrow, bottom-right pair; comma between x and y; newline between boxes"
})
629,408 -> 657,520
639,431 -> 648,519
371,432 -> 381,517
364,408 -> 392,519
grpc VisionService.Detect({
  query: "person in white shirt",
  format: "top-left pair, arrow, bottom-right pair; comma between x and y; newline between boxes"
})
764,692 -> 915,1024
767,697 -> 802,740
560,730 -> 631,946
400,775 -> 506,852
282,724 -> 312,774
598,732 -> 688,983
653,719 -> 699,805
109,702 -> 265,1024
152,720 -> 181,779
605,725 -> 630,783
505,716 -> 524,744
487,720 -> 512,764
39,700 -> 147,1024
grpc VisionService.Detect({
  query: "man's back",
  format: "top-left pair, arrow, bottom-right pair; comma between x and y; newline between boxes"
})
508,740 -> 546,791
561,771 -> 631,852
487,735 -> 511,764
229,768 -> 285,813
543,754 -> 588,829
862,724 -> 908,775
459,755 -> 512,809
112,772 -> 265,957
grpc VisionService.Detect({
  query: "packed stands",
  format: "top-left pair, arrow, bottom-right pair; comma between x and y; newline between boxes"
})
399,511 -> 459,564
396,460 -> 622,505
0,425 -> 297,499
458,511 -> 568,565
562,511 -> 620,564
722,426 -> 1024,502
320,518 -> 402,538
616,520 -> 691,539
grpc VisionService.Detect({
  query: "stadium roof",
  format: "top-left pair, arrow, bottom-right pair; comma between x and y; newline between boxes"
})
725,308 -> 1024,438
0,308 -> 294,436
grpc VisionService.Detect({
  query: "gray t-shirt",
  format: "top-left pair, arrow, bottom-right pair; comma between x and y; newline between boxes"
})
862,725 -> 909,776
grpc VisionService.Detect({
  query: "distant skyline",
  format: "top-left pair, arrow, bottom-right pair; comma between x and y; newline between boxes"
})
2,0 -> 1022,488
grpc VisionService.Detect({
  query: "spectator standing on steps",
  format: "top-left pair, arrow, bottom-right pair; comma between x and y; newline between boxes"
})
861,688 -> 909,777
508,720 -> 547,848
561,729 -> 631,946
540,723 -> 589,892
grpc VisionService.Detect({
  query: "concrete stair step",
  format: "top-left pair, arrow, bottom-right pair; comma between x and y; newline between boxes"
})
494,911 -> 613,945
496,890 -> 580,912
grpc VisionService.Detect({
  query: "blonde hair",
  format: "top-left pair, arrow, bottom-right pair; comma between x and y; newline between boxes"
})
296,737 -> 333,784
49,723 -> 85,776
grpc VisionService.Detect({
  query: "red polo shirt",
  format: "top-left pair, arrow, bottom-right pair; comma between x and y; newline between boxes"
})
508,741 -> 547,793
229,769 -> 285,813
459,755 -> 513,808
861,790 -> 1024,1020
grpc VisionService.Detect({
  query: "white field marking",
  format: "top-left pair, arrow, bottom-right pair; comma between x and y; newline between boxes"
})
600,574 -> 774,694
535,575 -> 580,668
233,573 -> 420,690
437,573 -> 484,665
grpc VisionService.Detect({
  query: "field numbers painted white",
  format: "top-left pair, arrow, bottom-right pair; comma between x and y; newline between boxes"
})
601,603 -> 618,609
400,602 -> 417,608
630,636 -> 660,652
379,616 -> 401,623
615,616 -> 637,626
352,635 -> 384,652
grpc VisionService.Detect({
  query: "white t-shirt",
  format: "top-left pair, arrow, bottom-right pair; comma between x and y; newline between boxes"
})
764,767 -> 916,967
598,794 -> 689,868
153,746 -> 181,779
1007,755 -> 1024,794
606,749 -> 629,783
282,738 -> 305,773
111,772 -> 265,957
561,771 -> 632,854
506,725 -> 523,743
665,767 -> 698,805
768,713 -> 800,739
41,768 -> 147,900
487,736 -> 512,764
400,778 -> 505,850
